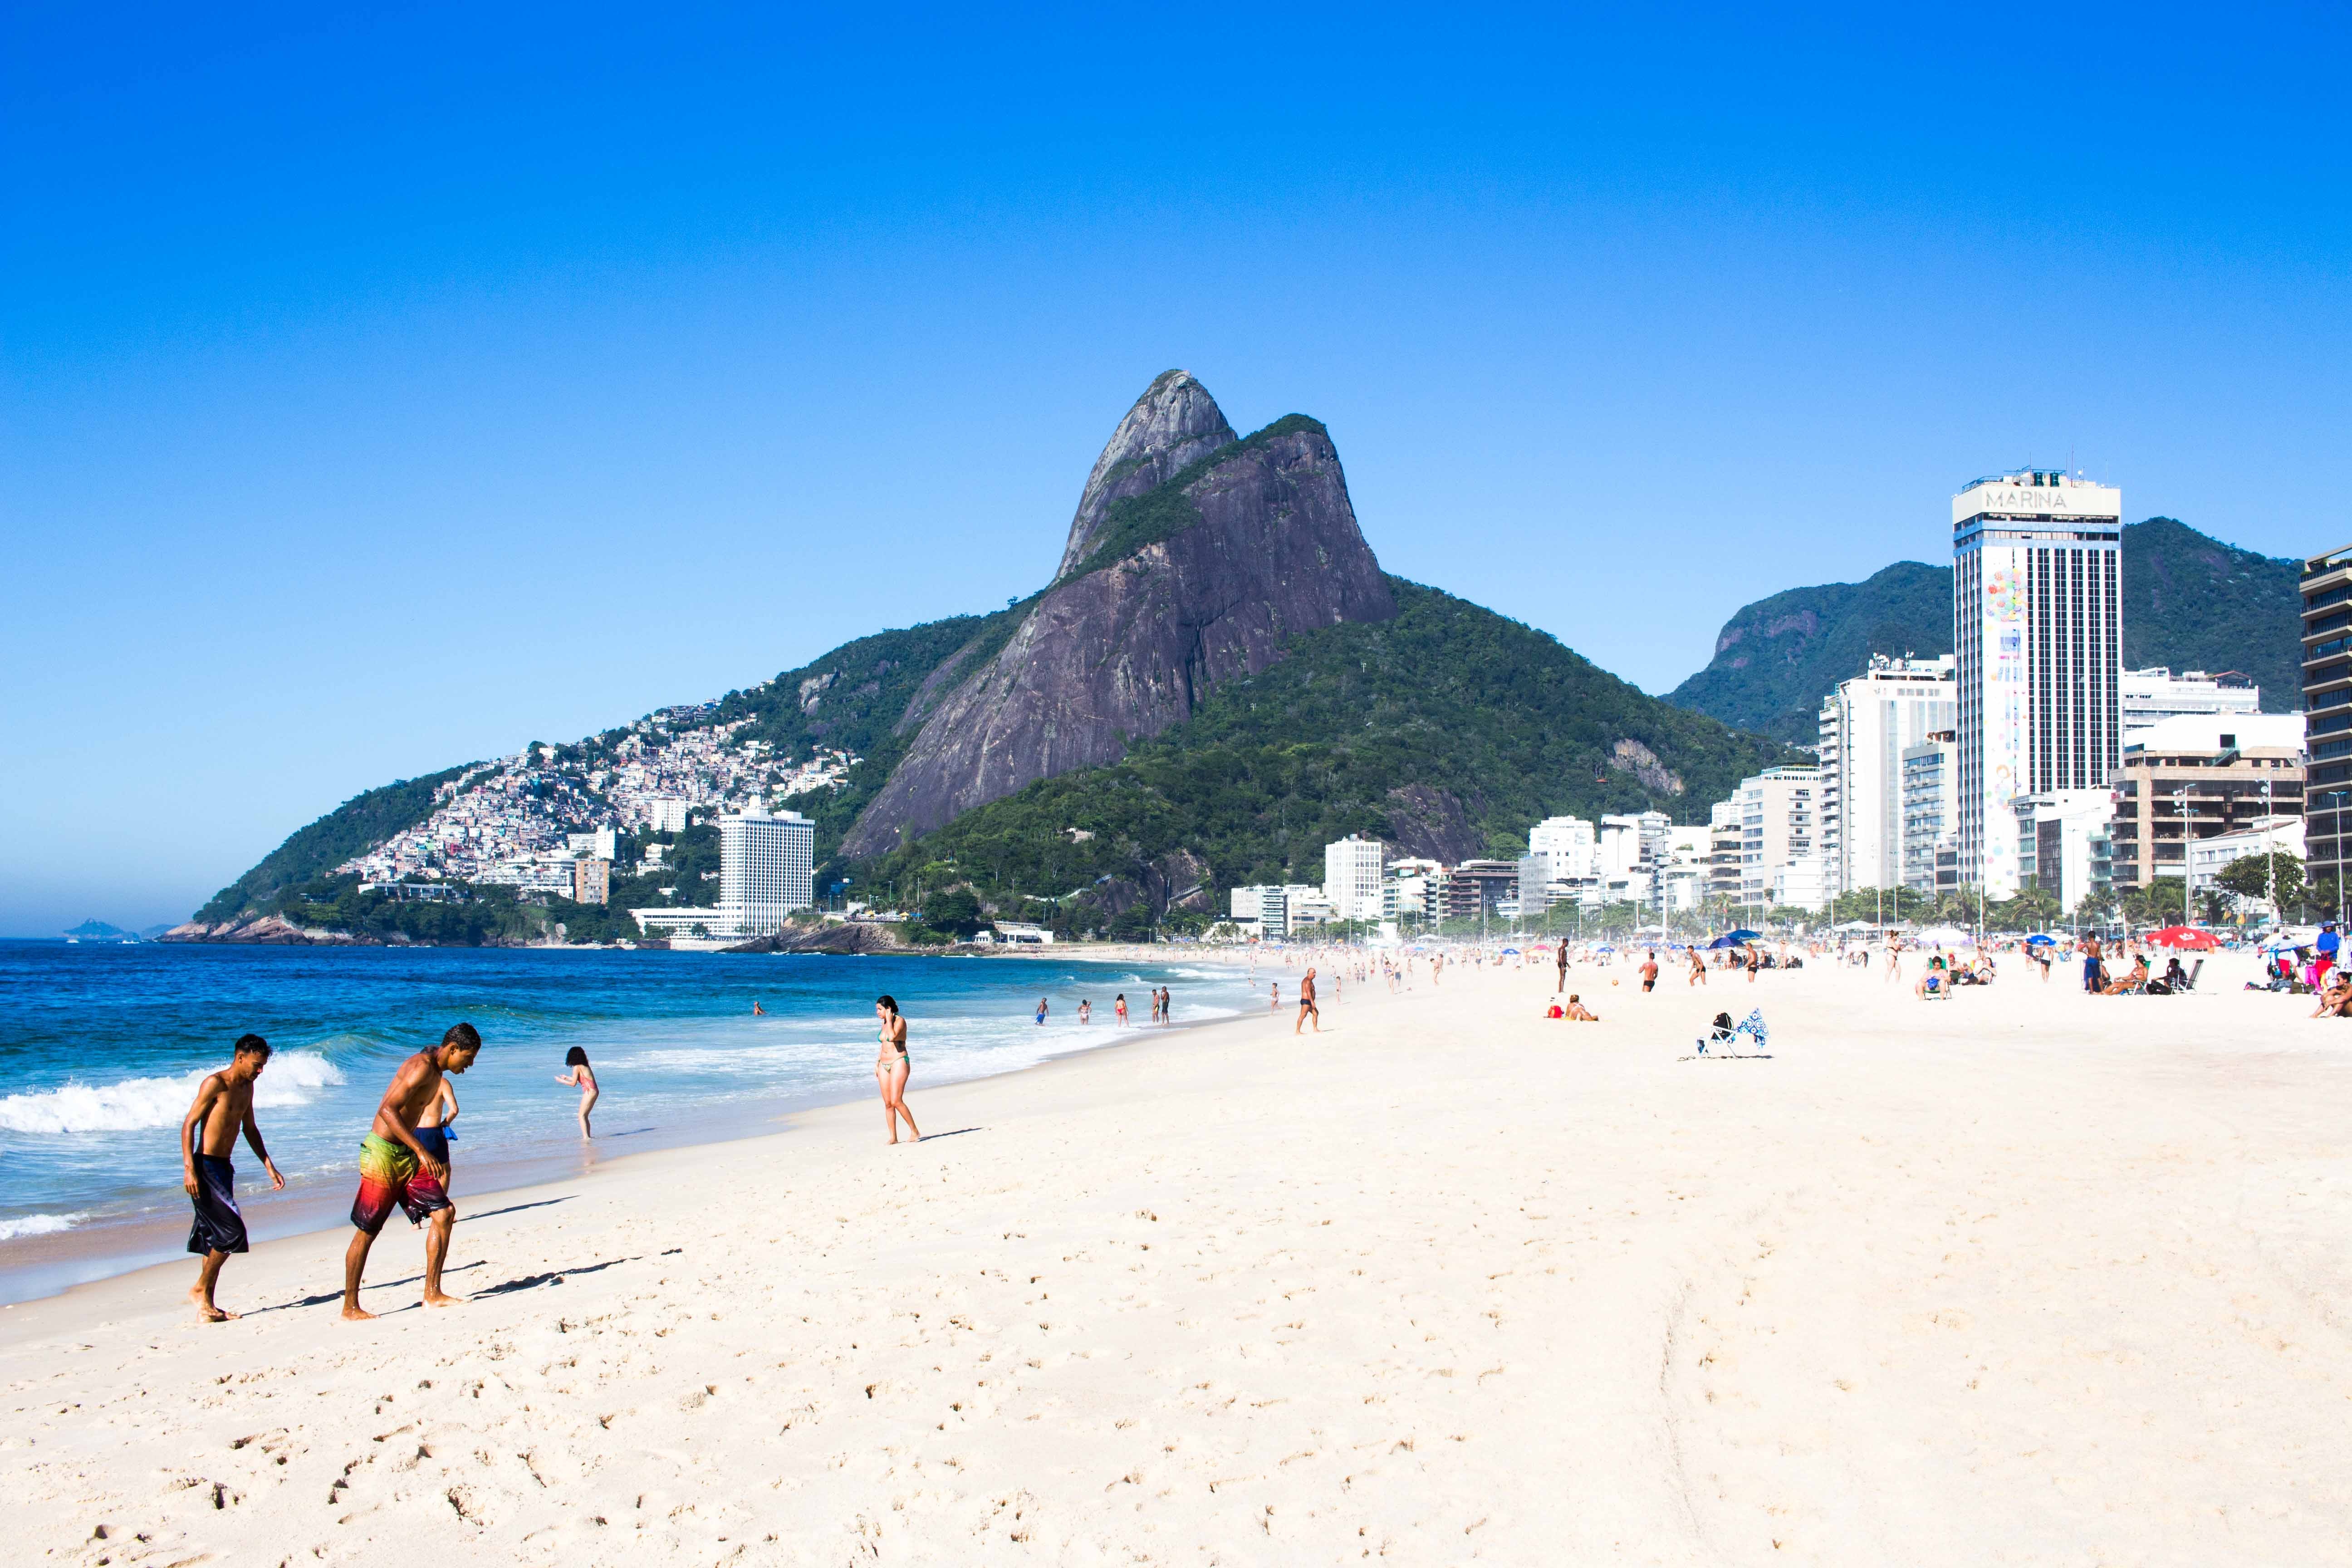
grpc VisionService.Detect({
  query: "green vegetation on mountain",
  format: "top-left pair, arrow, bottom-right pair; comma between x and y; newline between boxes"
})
1665,561 -> 1952,744
195,764 -> 473,923
1666,518 -> 2299,744
857,578 -> 1800,927
2121,517 -> 2301,707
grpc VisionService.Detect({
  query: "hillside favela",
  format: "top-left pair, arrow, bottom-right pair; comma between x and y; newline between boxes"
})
8,10 -> 2352,1566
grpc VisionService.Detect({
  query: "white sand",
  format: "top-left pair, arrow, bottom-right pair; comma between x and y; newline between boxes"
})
8,952 -> 2352,1565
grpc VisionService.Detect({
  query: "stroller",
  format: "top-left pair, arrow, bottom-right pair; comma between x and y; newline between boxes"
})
1695,1009 -> 1770,1057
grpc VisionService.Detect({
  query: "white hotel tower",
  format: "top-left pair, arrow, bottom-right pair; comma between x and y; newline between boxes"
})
1953,470 -> 2123,898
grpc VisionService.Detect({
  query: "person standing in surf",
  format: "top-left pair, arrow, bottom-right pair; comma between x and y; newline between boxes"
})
178,1033 -> 285,1322
874,995 -> 921,1145
553,1046 -> 598,1138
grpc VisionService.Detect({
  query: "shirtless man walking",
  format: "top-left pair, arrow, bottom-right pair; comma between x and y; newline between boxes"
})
1555,941 -> 1569,994
342,1022 -> 481,1320
1295,966 -> 1321,1034
178,1033 -> 285,1321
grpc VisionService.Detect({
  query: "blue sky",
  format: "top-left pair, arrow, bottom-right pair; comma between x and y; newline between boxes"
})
5,2 -> 2347,934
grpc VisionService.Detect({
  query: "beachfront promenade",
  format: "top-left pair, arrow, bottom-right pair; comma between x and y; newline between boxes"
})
5,954 -> 2348,1563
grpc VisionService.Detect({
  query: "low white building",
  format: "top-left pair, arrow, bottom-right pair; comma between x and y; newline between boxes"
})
992,921 -> 1056,946
1770,857 -> 1828,913
2122,667 -> 2260,740
2186,815 -> 2304,912
2012,788 -> 2116,914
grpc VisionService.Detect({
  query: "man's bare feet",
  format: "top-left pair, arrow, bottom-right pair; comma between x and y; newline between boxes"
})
341,1303 -> 377,1321
190,1287 -> 235,1322
422,1289 -> 463,1308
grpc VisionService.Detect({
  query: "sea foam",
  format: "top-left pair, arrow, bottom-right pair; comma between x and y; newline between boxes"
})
0,1052 -> 344,1135
0,1212 -> 89,1241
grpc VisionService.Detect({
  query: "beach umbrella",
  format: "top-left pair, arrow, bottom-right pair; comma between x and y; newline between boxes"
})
2146,926 -> 2221,951
2023,933 -> 2058,946
1499,946 -> 1521,955
1914,925 -> 1975,947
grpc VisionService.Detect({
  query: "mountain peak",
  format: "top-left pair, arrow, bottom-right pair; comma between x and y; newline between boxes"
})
1054,369 -> 1237,580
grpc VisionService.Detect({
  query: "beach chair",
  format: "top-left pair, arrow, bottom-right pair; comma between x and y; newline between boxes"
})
1732,1010 -> 1769,1052
2181,959 -> 2203,993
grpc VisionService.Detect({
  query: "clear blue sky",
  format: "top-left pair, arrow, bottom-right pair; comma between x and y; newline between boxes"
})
5,3 -> 2347,935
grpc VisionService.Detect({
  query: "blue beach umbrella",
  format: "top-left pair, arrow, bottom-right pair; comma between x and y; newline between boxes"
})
2024,933 -> 2058,946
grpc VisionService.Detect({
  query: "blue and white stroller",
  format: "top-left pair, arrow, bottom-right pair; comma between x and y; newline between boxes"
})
1695,1009 -> 1769,1057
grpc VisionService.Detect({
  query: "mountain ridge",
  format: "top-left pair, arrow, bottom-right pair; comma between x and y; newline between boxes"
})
184,371 -> 1804,940
1665,518 -> 2301,744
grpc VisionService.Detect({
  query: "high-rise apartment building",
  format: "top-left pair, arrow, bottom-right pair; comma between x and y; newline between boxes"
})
1730,765 -> 1822,909
718,807 -> 814,934
571,857 -> 611,906
1323,835 -> 1386,921
1708,800 -> 1744,903
1817,654 -> 1958,900
1954,470 -> 2123,897
2302,543 -> 2352,907
1900,730 -> 1959,896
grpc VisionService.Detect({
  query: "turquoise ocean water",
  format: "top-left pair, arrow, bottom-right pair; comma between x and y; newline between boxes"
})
0,940 -> 1254,1298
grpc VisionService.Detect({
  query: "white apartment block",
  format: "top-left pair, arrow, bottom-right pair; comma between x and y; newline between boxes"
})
2186,816 -> 2303,908
634,806 -> 812,939
1817,654 -> 1957,899
2121,667 -> 2259,740
719,807 -> 814,934
1383,858 -> 1444,923
1323,835 -> 1386,921
1954,469 -> 2123,898
1731,765 -> 1822,909
647,798 -> 691,834
2010,788 -> 2115,913
1527,816 -> 1597,880
1901,731 -> 1959,895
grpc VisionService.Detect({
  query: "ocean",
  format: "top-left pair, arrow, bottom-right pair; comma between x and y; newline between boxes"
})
0,940 -> 1258,1300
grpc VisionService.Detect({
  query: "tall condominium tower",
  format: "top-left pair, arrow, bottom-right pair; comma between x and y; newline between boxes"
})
1816,654 -> 1958,900
1953,470 -> 2123,898
719,807 -> 815,933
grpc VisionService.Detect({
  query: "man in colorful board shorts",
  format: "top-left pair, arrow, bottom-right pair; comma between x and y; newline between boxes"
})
178,1033 -> 286,1321
342,1022 -> 481,1320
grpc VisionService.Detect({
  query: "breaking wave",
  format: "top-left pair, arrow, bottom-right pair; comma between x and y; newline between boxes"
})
0,1212 -> 90,1241
0,1052 -> 344,1135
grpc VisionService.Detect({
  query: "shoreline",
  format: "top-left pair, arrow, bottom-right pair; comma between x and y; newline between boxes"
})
0,971 -> 1269,1308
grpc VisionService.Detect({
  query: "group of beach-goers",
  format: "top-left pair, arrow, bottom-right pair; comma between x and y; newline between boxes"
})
177,1022 -> 609,1323
175,994 -> 944,1323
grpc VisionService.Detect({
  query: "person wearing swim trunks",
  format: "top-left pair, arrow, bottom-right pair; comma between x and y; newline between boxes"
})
178,1033 -> 285,1322
342,1022 -> 480,1321
415,1073 -> 458,1186
1295,966 -> 1320,1034
1640,953 -> 1659,993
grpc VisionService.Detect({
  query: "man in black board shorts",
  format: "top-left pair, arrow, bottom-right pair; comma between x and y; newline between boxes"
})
1294,967 -> 1321,1034
178,1034 -> 286,1321
1640,952 -> 1659,993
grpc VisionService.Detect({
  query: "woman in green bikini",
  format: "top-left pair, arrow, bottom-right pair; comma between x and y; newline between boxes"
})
874,995 -> 921,1145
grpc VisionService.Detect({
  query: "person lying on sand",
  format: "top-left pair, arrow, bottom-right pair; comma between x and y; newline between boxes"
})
342,1022 -> 480,1321
1562,994 -> 1599,1021
179,1033 -> 285,1322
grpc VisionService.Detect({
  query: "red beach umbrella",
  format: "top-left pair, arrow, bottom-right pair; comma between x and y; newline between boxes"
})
2146,926 -> 2221,951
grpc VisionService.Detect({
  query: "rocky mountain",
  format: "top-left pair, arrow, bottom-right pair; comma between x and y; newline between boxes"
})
843,373 -> 1396,855
189,369 -> 1799,940
1666,519 -> 2300,744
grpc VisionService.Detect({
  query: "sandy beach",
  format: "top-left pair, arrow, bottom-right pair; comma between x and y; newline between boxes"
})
8,950 -> 2352,1565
